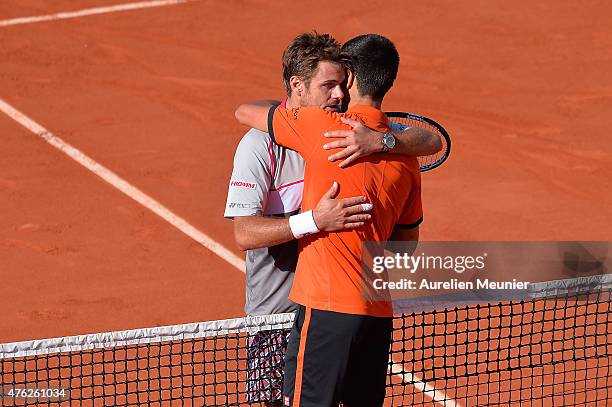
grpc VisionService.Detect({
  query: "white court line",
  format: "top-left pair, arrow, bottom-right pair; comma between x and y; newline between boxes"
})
0,0 -> 194,27
389,360 -> 461,407
0,97 -> 246,272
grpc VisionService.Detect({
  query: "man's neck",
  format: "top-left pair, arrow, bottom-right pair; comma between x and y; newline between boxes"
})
347,94 -> 382,110
285,94 -> 300,109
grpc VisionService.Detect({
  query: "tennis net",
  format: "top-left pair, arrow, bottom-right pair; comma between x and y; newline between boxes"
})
1,275 -> 611,406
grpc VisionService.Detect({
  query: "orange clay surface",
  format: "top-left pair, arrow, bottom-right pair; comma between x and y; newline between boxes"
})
0,1 -> 610,342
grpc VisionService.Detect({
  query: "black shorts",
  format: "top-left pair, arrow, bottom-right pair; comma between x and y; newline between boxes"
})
282,305 -> 392,407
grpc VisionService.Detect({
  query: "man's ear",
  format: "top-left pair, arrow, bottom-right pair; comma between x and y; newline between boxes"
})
289,76 -> 303,96
346,70 -> 355,89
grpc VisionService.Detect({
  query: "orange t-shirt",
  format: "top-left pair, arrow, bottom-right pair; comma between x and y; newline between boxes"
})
269,105 -> 423,316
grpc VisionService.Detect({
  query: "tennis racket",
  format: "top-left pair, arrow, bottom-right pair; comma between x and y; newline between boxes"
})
386,112 -> 451,172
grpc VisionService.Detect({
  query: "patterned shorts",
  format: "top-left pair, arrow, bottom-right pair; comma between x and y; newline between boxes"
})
246,329 -> 290,403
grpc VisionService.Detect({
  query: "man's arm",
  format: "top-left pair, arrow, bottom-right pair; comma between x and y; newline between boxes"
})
384,225 -> 420,261
390,225 -> 420,244
386,165 -> 423,254
236,102 -> 442,168
323,117 -> 442,168
233,216 -> 293,251
233,182 -> 372,251
235,101 -> 276,132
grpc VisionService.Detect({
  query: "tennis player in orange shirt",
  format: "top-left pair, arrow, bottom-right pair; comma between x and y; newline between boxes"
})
237,34 -> 422,407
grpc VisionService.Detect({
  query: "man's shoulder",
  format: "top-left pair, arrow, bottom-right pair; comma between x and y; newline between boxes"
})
232,129 -> 275,167
238,128 -> 272,148
235,128 -> 301,169
345,105 -> 389,130
281,106 -> 341,123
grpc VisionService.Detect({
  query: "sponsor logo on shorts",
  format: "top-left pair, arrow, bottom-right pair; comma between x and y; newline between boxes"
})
230,180 -> 257,189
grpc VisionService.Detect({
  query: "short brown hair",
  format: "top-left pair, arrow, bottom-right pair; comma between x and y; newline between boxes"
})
282,32 -> 344,95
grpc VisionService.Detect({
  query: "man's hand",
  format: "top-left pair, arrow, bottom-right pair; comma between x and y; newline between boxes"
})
313,182 -> 373,231
323,116 -> 443,168
323,117 -> 382,168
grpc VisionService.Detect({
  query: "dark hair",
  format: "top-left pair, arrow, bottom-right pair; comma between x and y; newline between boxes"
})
282,32 -> 344,96
341,34 -> 399,100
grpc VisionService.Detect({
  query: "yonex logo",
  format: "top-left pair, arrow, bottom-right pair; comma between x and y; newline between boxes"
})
230,180 -> 256,189
228,202 -> 250,209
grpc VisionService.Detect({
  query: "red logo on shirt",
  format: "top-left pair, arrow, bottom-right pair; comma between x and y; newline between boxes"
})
230,180 -> 257,189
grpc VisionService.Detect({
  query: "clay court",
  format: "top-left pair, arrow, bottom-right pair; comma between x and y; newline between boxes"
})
0,1 -> 611,405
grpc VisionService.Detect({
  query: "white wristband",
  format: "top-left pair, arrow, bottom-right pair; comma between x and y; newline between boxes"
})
289,210 -> 319,239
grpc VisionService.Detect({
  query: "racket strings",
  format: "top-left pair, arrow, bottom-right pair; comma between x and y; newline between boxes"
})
387,114 -> 450,171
